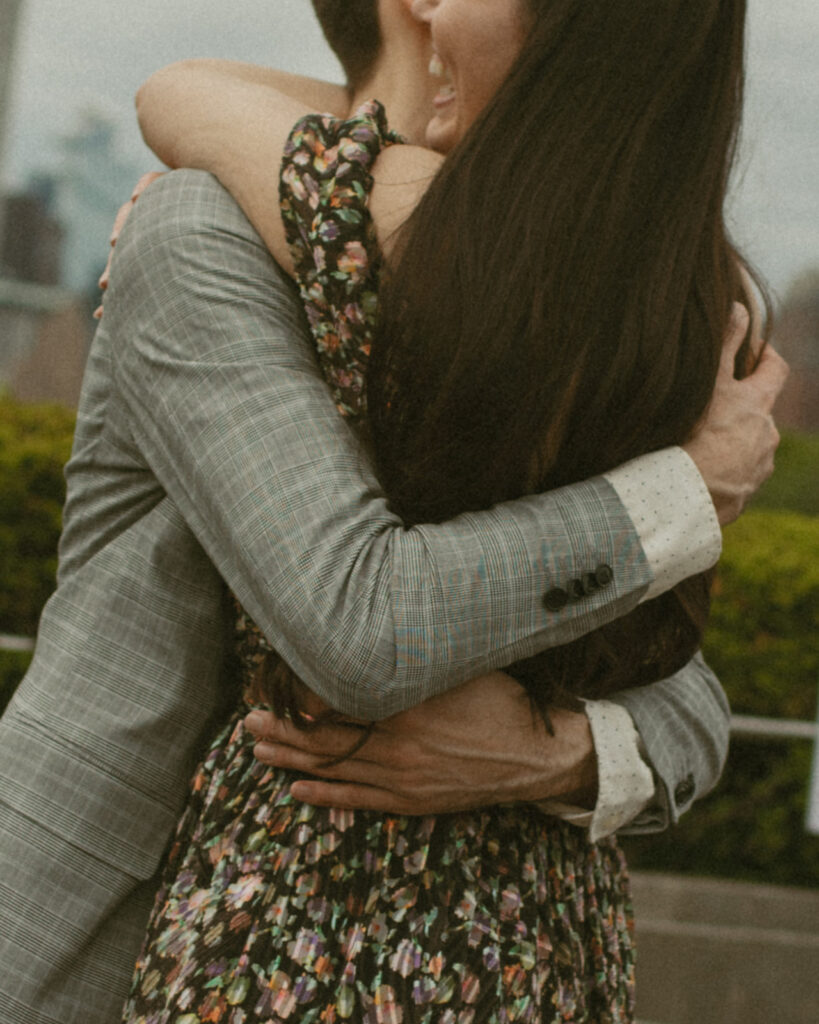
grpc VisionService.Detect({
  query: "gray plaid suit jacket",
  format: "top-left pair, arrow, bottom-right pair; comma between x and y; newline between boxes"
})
0,172 -> 729,1023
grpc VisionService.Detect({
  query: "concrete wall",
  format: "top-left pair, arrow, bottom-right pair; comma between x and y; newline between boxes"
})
0,279 -> 91,406
631,871 -> 819,1024
6,303 -> 90,405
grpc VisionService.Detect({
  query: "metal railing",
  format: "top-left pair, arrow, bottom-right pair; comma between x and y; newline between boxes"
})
0,633 -> 34,653
731,713 -> 817,741
2,631 -> 818,831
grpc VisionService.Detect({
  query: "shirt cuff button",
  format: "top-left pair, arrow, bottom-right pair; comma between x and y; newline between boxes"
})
674,774 -> 696,806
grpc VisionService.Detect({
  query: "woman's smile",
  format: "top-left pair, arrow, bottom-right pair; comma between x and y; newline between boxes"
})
413,0 -> 528,153
428,51 -> 456,113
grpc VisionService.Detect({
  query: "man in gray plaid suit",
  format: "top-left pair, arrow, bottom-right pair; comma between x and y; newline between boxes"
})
0,4 -> 787,1022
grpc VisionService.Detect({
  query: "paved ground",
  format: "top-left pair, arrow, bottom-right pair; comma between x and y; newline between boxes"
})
630,871 -> 819,1024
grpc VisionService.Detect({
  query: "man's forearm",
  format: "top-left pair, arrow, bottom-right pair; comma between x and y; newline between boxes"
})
102,172 -> 776,727
246,675 -> 600,814
534,700 -> 655,839
533,708 -> 599,807
246,651 -> 729,834
104,171 -> 666,720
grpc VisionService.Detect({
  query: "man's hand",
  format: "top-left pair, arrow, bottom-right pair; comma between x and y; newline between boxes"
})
244,673 -> 598,814
683,303 -> 789,526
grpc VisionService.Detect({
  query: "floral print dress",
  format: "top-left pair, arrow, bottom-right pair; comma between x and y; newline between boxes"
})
121,102 -> 636,1024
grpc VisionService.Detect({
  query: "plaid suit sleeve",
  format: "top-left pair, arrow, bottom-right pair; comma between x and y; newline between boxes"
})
609,651 -> 731,832
104,170 -> 654,720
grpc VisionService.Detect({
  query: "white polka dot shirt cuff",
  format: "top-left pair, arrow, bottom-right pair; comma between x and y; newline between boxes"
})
535,700 -> 656,840
604,446 -> 722,602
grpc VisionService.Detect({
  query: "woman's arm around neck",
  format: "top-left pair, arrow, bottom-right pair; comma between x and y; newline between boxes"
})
136,59 -> 442,271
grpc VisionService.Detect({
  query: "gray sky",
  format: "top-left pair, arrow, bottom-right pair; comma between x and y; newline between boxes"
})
3,0 -> 818,300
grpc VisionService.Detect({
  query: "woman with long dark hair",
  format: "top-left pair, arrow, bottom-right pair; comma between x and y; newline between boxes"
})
368,0 -> 756,717
123,0 -> 762,1019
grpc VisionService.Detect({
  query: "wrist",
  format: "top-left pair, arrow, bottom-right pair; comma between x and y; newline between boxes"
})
608,446 -> 722,601
680,436 -> 733,525
532,707 -> 598,807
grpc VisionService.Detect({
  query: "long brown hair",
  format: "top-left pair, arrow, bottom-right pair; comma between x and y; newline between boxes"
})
364,0 -> 760,718
260,0 -> 762,726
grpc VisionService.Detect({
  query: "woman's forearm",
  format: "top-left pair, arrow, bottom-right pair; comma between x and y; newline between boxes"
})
183,60 -> 350,114
134,61 -> 439,278
136,60 -> 347,166
137,61 -> 296,169
136,60 -> 319,268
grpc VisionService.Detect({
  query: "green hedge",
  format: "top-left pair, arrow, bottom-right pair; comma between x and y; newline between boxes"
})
0,396 -> 75,713
751,431 -> 819,517
622,508 -> 819,887
0,396 -> 75,632
1,397 -> 817,885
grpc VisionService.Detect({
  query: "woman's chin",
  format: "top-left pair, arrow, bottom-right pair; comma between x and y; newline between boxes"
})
425,114 -> 458,155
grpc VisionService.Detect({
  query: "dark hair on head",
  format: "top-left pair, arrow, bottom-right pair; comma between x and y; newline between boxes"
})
311,0 -> 381,90
364,0 -> 766,719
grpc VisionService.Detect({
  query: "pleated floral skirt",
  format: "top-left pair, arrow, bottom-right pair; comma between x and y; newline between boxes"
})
122,709 -> 636,1024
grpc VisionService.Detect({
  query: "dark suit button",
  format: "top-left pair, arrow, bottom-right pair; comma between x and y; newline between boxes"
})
595,563 -> 614,587
569,578 -> 585,600
674,774 -> 696,807
581,572 -> 599,595
544,587 -> 570,612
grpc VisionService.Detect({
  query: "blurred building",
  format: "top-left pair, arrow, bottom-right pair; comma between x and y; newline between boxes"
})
773,271 -> 819,434
44,111 -> 141,295
0,277 -> 90,406
0,183 -> 94,406
0,185 -> 62,284
0,106 -> 140,407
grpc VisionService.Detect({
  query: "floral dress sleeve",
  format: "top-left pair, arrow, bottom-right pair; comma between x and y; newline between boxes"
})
279,99 -> 402,422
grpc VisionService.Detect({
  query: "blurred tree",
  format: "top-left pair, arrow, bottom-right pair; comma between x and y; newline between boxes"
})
772,269 -> 819,434
752,431 -> 819,516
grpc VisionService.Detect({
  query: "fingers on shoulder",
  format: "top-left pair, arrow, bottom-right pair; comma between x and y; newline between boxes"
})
115,169 -> 254,260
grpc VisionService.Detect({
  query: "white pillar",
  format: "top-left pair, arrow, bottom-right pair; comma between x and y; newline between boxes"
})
0,0 -> 23,259
0,0 -> 23,179
806,685 -> 819,835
